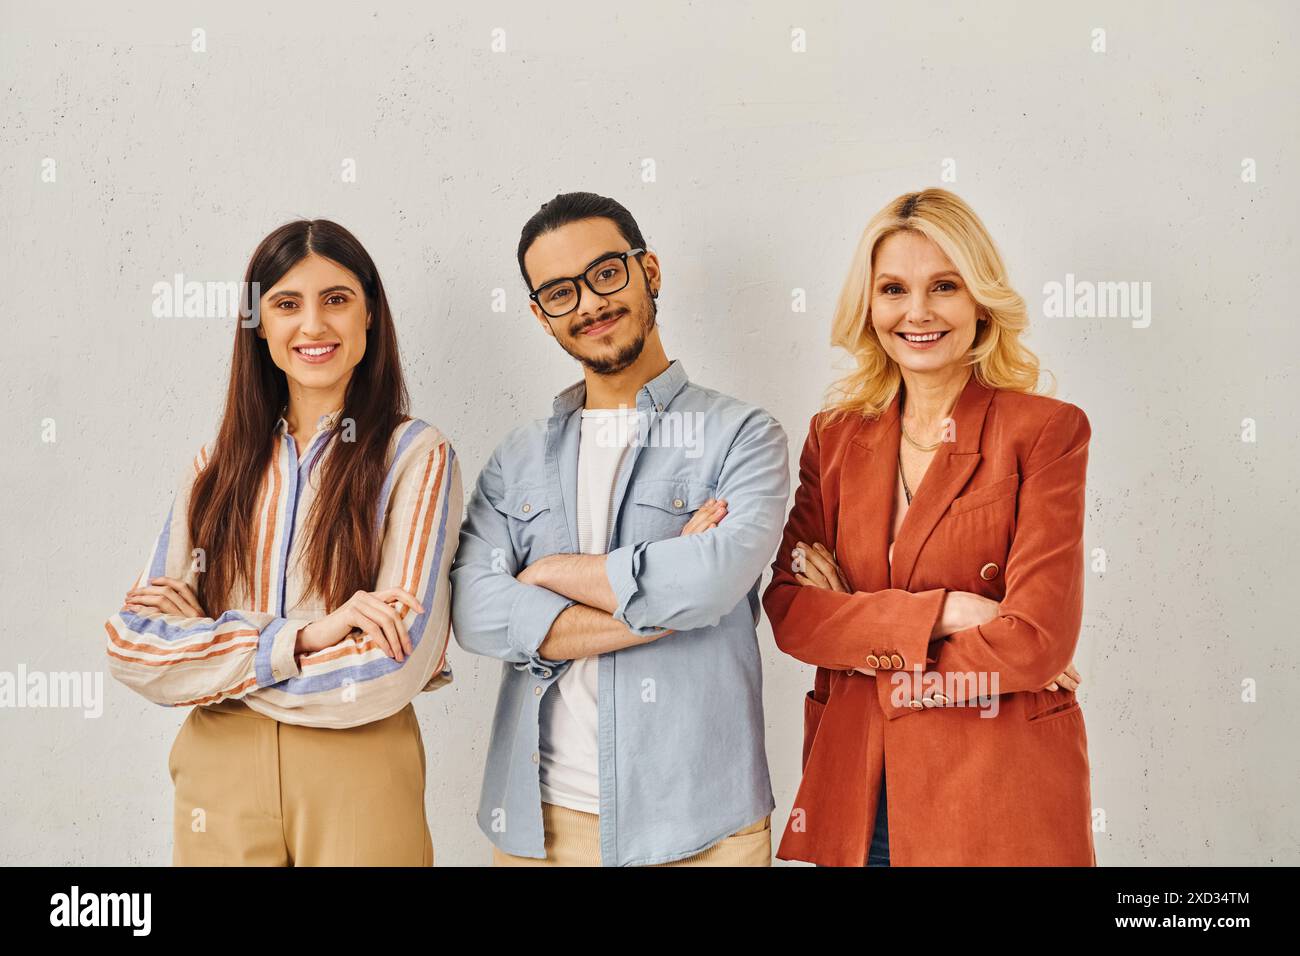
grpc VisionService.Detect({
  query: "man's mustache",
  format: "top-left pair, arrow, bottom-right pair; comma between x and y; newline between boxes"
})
571,308 -> 625,335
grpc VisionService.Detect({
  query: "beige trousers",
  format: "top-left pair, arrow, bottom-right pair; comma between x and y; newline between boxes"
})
492,801 -> 772,867
168,698 -> 433,866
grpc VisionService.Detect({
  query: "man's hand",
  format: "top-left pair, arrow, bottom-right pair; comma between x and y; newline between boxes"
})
516,559 -> 550,588
514,499 -> 730,605
681,498 -> 727,535
517,496 -> 728,632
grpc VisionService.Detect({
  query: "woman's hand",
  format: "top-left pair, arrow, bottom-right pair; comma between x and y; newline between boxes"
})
1044,662 -> 1082,693
789,541 -> 868,670
792,541 -> 850,592
935,590 -> 1002,638
123,576 -> 205,617
296,587 -> 426,663
939,593 -> 1082,692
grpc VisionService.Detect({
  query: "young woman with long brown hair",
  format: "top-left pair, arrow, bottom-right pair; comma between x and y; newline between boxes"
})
105,219 -> 462,865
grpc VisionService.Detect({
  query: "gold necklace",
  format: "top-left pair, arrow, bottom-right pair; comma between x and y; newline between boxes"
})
900,419 -> 942,452
900,372 -> 969,450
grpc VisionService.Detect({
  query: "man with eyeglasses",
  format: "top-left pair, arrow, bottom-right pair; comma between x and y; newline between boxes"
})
451,191 -> 789,866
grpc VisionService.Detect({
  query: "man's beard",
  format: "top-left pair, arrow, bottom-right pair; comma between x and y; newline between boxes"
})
557,294 -> 657,376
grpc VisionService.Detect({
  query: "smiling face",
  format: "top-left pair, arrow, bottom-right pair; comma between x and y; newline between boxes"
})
523,217 -> 661,375
869,230 -> 980,377
256,252 -> 369,396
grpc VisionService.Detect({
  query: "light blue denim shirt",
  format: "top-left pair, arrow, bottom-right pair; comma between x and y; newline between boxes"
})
450,360 -> 789,866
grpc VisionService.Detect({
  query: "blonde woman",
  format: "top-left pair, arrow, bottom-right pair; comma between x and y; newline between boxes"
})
765,189 -> 1094,866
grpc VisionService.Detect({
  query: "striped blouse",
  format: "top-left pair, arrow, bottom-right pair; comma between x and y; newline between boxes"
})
104,409 -> 462,729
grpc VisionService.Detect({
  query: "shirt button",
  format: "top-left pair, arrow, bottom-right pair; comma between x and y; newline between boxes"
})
980,562 -> 999,580
889,654 -> 904,669
522,503 -> 532,514
531,752 -> 539,764
865,654 -> 881,668
534,685 -> 543,696
877,656 -> 893,670
655,403 -> 664,412
673,498 -> 684,509
540,668 -> 552,678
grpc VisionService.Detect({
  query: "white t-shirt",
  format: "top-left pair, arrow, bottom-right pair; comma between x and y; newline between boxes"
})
538,407 -> 640,814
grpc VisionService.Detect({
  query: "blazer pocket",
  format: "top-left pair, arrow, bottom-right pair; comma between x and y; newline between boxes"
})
802,689 -> 828,770
1024,687 -> 1082,723
948,472 -> 1020,516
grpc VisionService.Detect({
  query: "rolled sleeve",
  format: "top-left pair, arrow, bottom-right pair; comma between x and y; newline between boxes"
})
600,409 -> 788,636
507,584 -> 577,672
605,541 -> 665,637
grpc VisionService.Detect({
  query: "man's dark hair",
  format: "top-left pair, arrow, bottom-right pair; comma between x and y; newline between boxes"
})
516,191 -> 647,288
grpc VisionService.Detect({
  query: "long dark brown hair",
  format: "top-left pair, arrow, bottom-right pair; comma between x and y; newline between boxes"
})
188,219 -> 410,615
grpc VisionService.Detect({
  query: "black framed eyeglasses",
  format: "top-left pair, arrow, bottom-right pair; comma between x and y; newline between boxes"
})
529,248 -> 646,318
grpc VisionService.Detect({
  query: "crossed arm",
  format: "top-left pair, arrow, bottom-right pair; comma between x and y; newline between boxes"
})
791,540 -> 1080,692
765,406 -> 1092,699
452,411 -> 789,668
518,500 -> 727,659
107,430 -> 461,723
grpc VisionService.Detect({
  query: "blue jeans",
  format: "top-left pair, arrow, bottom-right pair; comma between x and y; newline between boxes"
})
814,775 -> 890,868
866,777 -> 890,867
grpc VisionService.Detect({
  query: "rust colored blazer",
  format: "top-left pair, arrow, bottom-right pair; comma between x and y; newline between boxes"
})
763,374 -> 1096,866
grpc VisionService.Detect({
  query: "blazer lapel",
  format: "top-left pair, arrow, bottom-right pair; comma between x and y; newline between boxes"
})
836,399 -> 899,595
888,373 -> 994,589
839,373 -> 994,594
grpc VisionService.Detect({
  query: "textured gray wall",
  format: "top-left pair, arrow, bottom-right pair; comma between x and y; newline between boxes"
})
2,0 -> 1296,865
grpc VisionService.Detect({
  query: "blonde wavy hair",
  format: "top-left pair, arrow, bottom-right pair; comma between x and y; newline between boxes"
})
824,188 -> 1053,420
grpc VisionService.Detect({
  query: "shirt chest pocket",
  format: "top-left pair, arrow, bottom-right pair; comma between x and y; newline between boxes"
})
630,478 -> 716,543
502,486 -> 559,562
